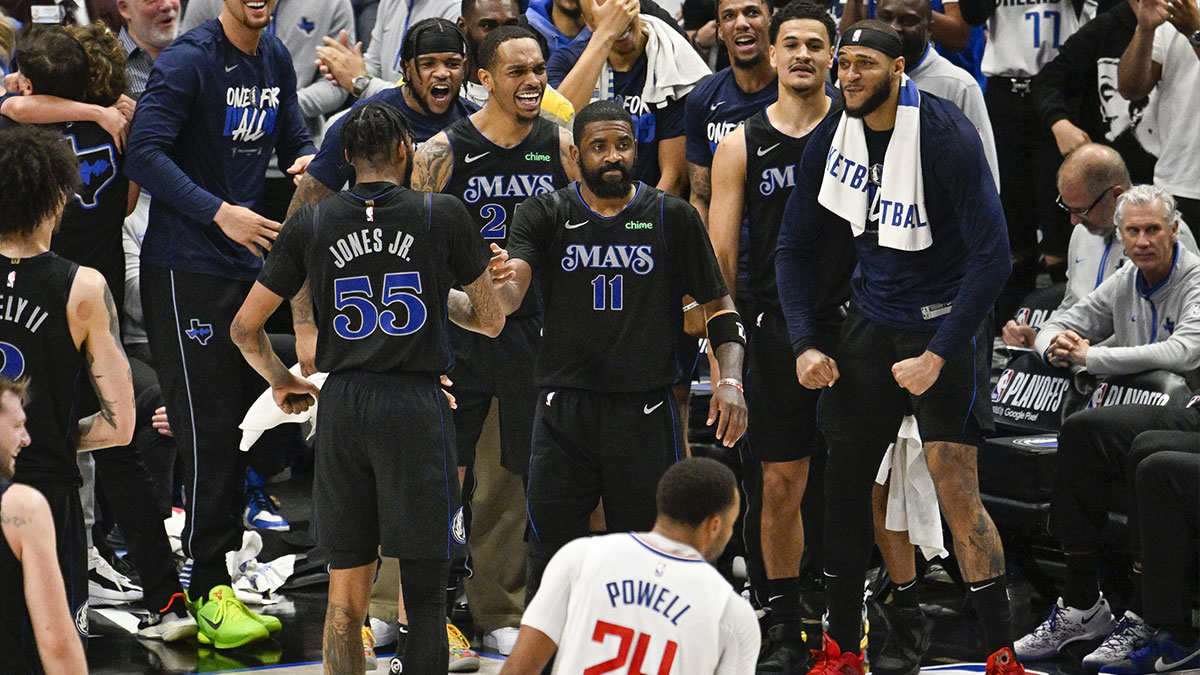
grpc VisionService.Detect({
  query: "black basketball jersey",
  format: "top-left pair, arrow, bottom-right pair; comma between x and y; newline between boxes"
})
258,182 -> 491,375
507,183 -> 728,392
0,478 -> 40,675
0,254 -> 83,485
442,116 -> 569,317
53,121 -> 128,312
742,102 -> 848,316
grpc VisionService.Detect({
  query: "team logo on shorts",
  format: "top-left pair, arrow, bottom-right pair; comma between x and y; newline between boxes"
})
388,656 -> 404,673
75,600 -> 89,637
451,507 -> 467,544
186,318 -> 214,346
545,391 -> 556,407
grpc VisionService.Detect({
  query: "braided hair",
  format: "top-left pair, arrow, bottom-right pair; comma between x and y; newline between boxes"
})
339,102 -> 415,182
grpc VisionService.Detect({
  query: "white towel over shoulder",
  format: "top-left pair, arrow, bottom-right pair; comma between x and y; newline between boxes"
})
818,75 -> 930,251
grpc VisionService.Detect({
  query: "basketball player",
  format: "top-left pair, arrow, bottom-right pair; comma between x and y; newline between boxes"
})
0,125 -> 136,646
774,22 -> 1018,675
125,0 -> 315,646
500,457 -> 759,675
1,376 -> 89,675
411,25 -> 576,481
708,3 -> 847,671
492,100 -> 748,602
231,102 -> 507,675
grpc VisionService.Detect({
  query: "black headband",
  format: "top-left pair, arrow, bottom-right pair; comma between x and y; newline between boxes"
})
837,26 -> 902,59
402,27 -> 466,61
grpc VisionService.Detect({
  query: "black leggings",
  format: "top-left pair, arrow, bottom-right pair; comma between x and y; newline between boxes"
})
398,558 -> 452,674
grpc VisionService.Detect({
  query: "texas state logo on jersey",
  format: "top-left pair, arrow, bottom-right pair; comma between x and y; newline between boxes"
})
66,134 -> 117,210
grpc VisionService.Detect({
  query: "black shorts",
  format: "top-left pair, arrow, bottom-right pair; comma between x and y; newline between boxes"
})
448,316 -> 539,474
820,307 -> 993,450
313,371 -> 466,569
526,387 -> 684,544
744,310 -> 833,463
17,478 -> 88,639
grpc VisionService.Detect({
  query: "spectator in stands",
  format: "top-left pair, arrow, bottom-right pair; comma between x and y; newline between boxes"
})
546,0 -> 708,194
0,8 -> 14,76
876,0 -> 997,184
0,0 -> 124,29
1033,0 -> 1160,184
1018,185 -> 1200,670
1034,185 -> 1200,376
1118,0 -> 1200,236
526,0 -> 587,52
1004,145 -> 1198,348
316,0 -> 462,101
116,0 -> 178,100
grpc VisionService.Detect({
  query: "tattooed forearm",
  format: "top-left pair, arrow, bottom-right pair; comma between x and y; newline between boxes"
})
411,133 -> 453,192
322,602 -> 361,675
84,350 -> 119,429
288,174 -> 335,219
291,280 -> 315,326
688,164 -> 712,203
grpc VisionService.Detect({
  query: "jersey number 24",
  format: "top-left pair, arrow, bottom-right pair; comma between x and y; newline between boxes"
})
585,620 -> 678,675
332,272 -> 427,339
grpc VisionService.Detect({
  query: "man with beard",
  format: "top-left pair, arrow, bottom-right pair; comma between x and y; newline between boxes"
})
126,0 -> 315,648
708,4 -> 846,672
775,21 -> 1016,675
491,100 -> 748,604
117,0 -> 180,99
684,0 -> 775,226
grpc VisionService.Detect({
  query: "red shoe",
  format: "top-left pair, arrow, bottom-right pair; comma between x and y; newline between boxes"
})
986,647 -> 1027,675
806,633 -> 866,675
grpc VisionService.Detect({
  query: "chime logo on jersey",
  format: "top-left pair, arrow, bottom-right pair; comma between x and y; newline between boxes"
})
461,174 -> 557,203
759,165 -> 796,196
561,244 -> 654,274
223,86 -> 281,143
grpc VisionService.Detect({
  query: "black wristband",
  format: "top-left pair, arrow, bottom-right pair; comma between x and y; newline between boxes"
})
707,311 -> 746,351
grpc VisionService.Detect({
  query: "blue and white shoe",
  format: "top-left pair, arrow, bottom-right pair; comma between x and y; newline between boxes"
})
243,487 -> 290,531
1099,629 -> 1200,674
1015,596 -> 1116,660
1082,611 -> 1156,670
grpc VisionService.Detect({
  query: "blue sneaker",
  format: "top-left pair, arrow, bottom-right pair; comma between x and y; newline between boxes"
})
1100,630 -> 1200,674
243,487 -> 290,531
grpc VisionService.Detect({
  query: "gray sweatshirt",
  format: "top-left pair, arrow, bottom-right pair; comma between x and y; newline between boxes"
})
1061,218 -> 1198,309
1035,243 -> 1200,376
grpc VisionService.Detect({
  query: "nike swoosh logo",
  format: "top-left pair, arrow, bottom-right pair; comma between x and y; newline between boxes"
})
1081,607 -> 1105,624
464,152 -> 490,163
1075,258 -> 1085,263
969,581 -> 996,592
757,143 -> 780,157
710,101 -> 726,110
1156,648 -> 1200,672
644,401 -> 664,414
767,595 -> 784,602
202,615 -> 223,630
225,64 -> 237,72
565,220 -> 589,229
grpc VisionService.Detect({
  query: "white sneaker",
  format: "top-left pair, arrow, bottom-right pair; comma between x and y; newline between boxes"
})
370,616 -> 398,648
1082,611 -> 1156,670
1015,595 -> 1118,660
88,547 -> 143,606
483,626 -> 520,655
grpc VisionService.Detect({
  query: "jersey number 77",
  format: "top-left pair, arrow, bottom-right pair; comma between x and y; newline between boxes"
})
585,620 -> 679,675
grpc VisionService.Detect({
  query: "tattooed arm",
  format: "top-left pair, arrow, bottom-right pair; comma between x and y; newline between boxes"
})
2,485 -> 88,674
68,269 -> 135,451
449,246 -> 511,337
410,132 -> 454,193
286,175 -> 336,376
687,162 -> 712,225
559,126 -> 580,184
231,283 -> 320,415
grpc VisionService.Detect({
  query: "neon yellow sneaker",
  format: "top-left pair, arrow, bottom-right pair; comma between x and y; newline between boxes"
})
249,608 -> 282,634
363,624 -> 378,671
194,585 -> 269,649
447,621 -> 480,672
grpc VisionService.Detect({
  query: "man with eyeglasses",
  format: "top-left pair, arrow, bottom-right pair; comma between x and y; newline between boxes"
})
1002,144 -> 1196,348
1014,183 -> 1200,672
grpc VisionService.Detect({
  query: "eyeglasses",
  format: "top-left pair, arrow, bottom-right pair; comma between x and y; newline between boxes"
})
1056,186 -> 1114,217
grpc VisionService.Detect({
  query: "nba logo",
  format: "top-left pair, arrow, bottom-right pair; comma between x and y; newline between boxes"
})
1188,395 -> 1200,408
1016,308 -> 1030,325
1088,383 -> 1109,408
852,29 -> 862,41
6,271 -> 14,288
991,369 -> 1013,403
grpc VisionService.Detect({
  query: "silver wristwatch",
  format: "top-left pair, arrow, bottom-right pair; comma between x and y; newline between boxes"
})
1189,29 -> 1200,47
352,75 -> 371,98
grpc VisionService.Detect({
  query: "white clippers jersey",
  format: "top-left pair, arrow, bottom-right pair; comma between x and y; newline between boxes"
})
981,0 -> 1096,77
521,532 -> 760,675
